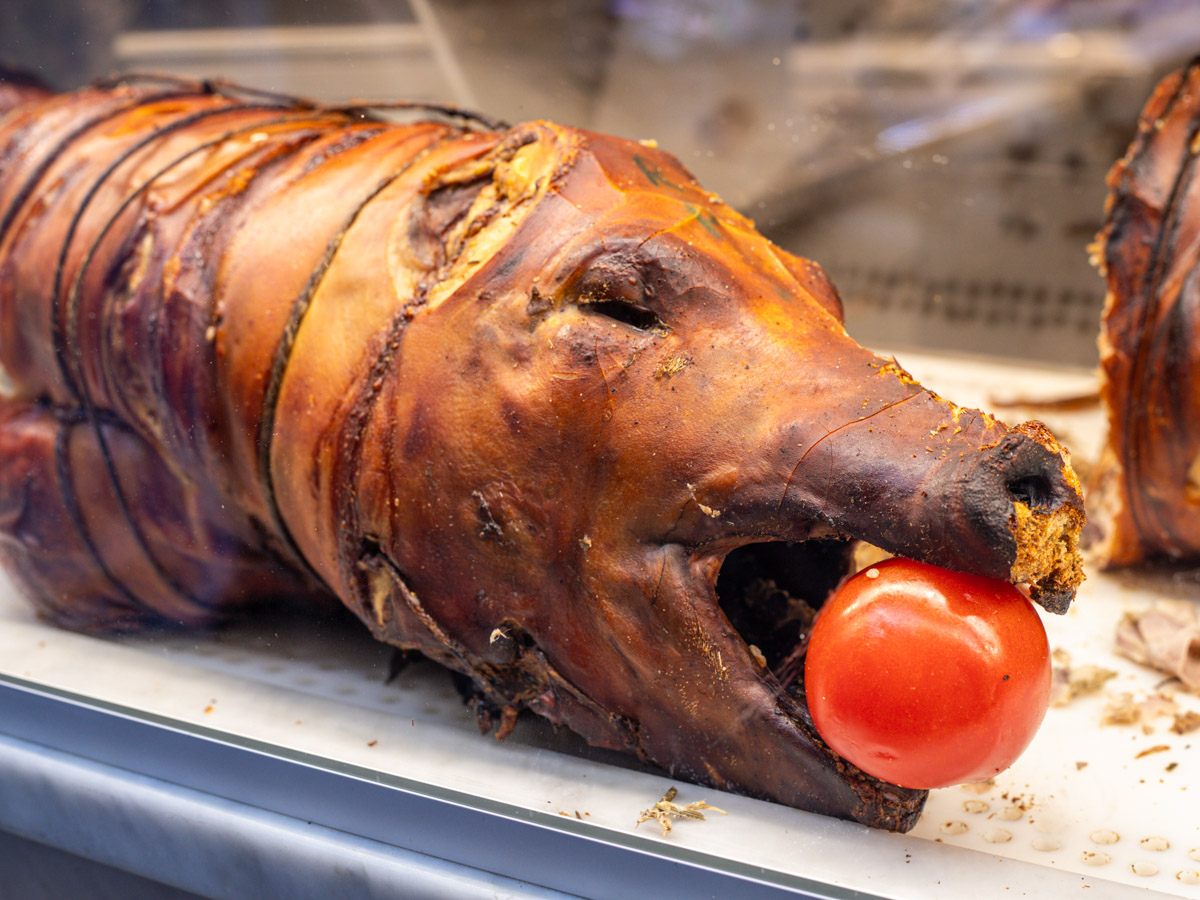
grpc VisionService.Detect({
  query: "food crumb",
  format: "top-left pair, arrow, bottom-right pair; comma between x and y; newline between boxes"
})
1172,710 -> 1200,734
1004,792 -> 1039,814
635,786 -> 726,837
1075,761 -> 1089,770
959,779 -> 995,795
1049,660 -> 1117,707
1135,744 -> 1171,759
367,740 -> 378,747
1102,693 -> 1141,726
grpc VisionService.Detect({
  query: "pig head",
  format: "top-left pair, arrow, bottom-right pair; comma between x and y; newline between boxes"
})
266,123 -> 1085,831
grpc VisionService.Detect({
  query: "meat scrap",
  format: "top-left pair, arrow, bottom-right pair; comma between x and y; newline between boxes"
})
1171,710 -> 1200,734
1102,692 -> 1141,727
1115,600 -> 1200,691
1049,648 -> 1117,707
1101,691 -> 1181,729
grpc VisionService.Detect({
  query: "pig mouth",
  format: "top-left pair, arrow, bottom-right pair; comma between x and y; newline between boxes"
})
700,533 -> 932,826
713,537 -> 852,695
696,478 -> 1076,826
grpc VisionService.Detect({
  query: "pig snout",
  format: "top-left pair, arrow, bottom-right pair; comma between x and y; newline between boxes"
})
762,383 -> 1085,614
666,344 -> 1084,616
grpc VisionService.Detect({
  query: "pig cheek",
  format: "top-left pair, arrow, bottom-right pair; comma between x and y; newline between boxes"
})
628,363 -> 770,468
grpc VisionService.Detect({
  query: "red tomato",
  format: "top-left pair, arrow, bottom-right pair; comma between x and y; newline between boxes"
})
804,557 -> 1051,790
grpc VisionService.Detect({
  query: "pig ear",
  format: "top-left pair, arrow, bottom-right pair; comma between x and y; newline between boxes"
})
769,246 -> 845,323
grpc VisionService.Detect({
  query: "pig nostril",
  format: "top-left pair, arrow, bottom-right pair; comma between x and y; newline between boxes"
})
1007,475 -> 1052,509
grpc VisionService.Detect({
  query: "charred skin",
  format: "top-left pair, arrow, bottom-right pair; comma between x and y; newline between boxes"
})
1092,59 -> 1200,568
0,76 -> 1084,831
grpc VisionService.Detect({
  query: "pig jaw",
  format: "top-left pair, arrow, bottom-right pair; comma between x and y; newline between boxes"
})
352,517 -> 927,830
599,540 -> 930,830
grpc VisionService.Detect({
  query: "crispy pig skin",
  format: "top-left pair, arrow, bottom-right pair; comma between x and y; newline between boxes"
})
1092,59 -> 1200,567
0,76 -> 1084,830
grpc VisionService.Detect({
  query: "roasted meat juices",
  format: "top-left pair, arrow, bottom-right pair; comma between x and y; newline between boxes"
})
0,74 -> 1084,830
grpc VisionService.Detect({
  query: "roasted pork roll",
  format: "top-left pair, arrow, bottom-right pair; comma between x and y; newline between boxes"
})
1091,60 -> 1200,568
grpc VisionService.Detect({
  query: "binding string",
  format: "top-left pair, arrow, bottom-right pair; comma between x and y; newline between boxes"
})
64,110 -> 346,597
48,96 -> 346,613
0,89 -> 192,253
50,99 -> 318,401
93,70 -> 509,132
7,73 -> 510,618
254,132 -> 463,574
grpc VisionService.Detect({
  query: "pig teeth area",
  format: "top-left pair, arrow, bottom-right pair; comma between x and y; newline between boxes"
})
713,537 -> 854,682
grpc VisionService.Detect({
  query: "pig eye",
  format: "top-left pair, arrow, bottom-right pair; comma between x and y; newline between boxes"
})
580,297 -> 667,333
565,253 -> 669,333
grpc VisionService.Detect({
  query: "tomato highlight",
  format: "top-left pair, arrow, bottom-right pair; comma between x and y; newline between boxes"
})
804,557 -> 1051,790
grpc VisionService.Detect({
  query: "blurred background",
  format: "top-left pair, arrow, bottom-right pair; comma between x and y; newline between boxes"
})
4,0 -> 1199,367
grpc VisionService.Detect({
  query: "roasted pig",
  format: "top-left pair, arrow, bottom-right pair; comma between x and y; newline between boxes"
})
0,74 -> 1084,831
